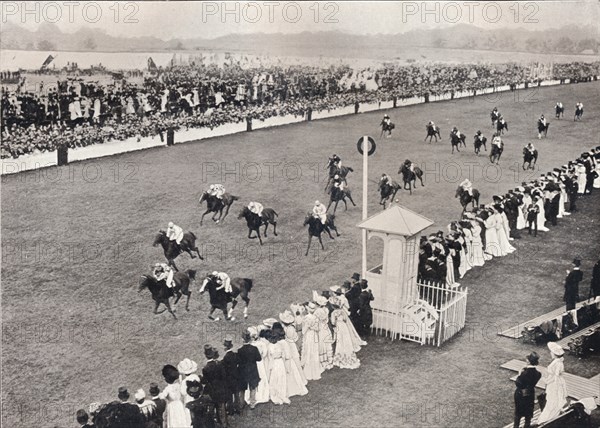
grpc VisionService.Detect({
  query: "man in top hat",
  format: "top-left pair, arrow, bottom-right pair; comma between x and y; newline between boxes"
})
117,386 -> 131,403
221,337 -> 242,415
564,258 -> 584,310
513,352 -> 542,428
75,409 -> 94,428
186,378 -> 215,428
149,383 -> 166,427
346,274 -> 362,332
202,344 -> 229,427
134,389 -> 158,426
357,279 -> 374,337
236,331 -> 262,409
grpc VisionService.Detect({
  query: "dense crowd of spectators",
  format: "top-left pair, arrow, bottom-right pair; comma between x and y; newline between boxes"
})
2,61 -> 599,159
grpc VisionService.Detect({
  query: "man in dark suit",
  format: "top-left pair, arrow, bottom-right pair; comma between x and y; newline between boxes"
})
346,273 -> 362,332
565,258 -> 584,310
513,352 -> 542,428
237,331 -> 262,409
221,337 -> 242,415
149,383 -> 166,428
202,345 -> 229,427
590,258 -> 600,299
358,279 -> 374,337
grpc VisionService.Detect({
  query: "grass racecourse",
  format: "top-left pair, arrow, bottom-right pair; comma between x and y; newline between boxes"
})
2,81 -> 600,428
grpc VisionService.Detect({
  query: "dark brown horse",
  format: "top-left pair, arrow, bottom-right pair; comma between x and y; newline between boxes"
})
455,186 -> 480,213
199,192 -> 239,225
138,269 -> 197,319
398,163 -> 424,194
378,179 -> 401,208
237,206 -> 278,245
200,275 -> 253,320
327,186 -> 356,213
153,230 -> 202,271
303,213 -> 339,256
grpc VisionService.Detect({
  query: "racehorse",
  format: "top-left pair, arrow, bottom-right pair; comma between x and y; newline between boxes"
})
496,119 -> 508,135
380,121 -> 395,138
522,148 -> 538,170
199,192 -> 239,225
574,106 -> 584,121
555,104 -> 564,119
327,186 -> 356,213
490,110 -> 499,128
303,213 -> 339,256
237,206 -> 278,245
450,132 -> 466,154
489,141 -> 504,164
474,136 -> 487,155
455,187 -> 480,213
325,160 -> 354,192
138,269 -> 197,319
424,124 -> 441,143
153,230 -> 203,271
200,275 -> 253,320
537,121 -> 550,138
398,164 -> 424,194
378,179 -> 401,208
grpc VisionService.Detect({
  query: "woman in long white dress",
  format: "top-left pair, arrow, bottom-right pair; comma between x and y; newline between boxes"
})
314,296 -> 334,371
458,223 -> 473,277
267,335 -> 290,405
158,364 -> 191,428
246,326 -> 270,404
330,300 -> 361,369
300,303 -> 323,381
535,194 -> 550,232
516,194 -> 527,229
279,311 -> 307,386
482,210 -> 501,257
537,342 -> 568,424
469,219 -> 486,266
494,207 -> 515,255
576,163 -> 587,194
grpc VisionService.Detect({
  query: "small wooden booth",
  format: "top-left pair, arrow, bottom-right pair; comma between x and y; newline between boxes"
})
357,203 -> 467,346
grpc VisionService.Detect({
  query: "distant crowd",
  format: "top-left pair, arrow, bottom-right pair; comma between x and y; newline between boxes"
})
2,61 -> 600,159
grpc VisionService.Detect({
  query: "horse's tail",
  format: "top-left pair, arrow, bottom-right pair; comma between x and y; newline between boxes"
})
243,278 -> 253,292
189,231 -> 197,240
272,210 -> 278,217
347,167 -> 354,172
231,195 -> 240,201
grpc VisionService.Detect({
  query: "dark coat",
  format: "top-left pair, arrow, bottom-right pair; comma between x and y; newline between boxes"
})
590,261 -> 600,298
151,397 -> 166,427
186,394 -> 216,428
514,366 -> 542,418
201,360 -> 230,403
358,289 -> 374,327
237,343 -> 262,390
564,268 -> 583,309
221,350 -> 241,393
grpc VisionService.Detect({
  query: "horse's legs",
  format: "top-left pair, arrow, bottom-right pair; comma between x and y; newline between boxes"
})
305,235 -> 312,256
318,235 -> 325,250
347,192 -> 356,206
208,306 -> 219,321
193,247 -> 203,260
153,301 -> 161,314
169,259 -> 179,272
221,205 -> 231,222
248,229 -> 255,239
326,200 -> 333,212
257,229 -> 263,246
271,221 -> 278,236
185,290 -> 191,311
200,209 -> 210,226
164,300 -> 177,319
342,198 -> 348,212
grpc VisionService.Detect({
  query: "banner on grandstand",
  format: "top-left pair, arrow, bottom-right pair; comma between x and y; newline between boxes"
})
529,62 -> 554,80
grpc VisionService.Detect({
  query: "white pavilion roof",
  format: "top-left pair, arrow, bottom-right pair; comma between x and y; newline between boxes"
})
357,204 -> 434,237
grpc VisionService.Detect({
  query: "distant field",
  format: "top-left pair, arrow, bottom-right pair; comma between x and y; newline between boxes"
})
2,81 -> 599,427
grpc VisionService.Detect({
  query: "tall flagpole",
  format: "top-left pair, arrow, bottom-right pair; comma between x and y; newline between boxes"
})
362,135 -> 368,278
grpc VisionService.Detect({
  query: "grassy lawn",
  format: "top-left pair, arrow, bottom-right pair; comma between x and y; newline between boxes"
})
2,81 -> 599,428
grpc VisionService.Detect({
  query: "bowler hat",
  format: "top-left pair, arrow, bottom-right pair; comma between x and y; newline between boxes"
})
526,352 -> 539,366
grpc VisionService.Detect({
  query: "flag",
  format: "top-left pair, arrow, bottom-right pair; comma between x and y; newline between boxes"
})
41,55 -> 54,69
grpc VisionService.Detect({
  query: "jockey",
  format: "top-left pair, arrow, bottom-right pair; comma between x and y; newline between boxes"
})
491,107 -> 499,119
380,173 -> 391,186
312,200 -> 328,225
475,130 -> 483,140
248,201 -> 264,217
492,132 -> 502,147
404,159 -> 414,173
452,126 -> 461,137
460,178 -> 474,196
428,120 -> 435,129
331,154 -> 341,167
208,184 -> 225,199
153,262 -> 175,288
381,114 -> 391,126
166,222 -> 184,245
556,102 -> 563,109
525,142 -> 536,154
539,114 -> 547,127
332,174 -> 345,191
498,115 -> 505,125
199,271 -> 232,294
576,102 -> 583,110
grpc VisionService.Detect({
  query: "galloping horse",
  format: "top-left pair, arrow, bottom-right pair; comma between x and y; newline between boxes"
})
455,187 -> 480,213
327,186 -> 356,213
425,124 -> 441,143
325,159 -> 354,192
450,132 -> 466,154
153,230 -> 203,271
378,179 -> 401,208
496,119 -> 508,135
490,110 -> 499,128
200,275 -> 253,320
380,121 -> 395,138
237,206 -> 278,245
537,121 -> 550,138
199,192 -> 239,225
474,136 -> 487,155
138,269 -> 197,319
398,163 -> 424,194
555,104 -> 564,119
574,105 -> 584,121
303,214 -> 339,256
489,141 -> 504,164
523,148 -> 538,170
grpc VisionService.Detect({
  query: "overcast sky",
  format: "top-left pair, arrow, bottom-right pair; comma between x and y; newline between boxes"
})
2,1 -> 598,39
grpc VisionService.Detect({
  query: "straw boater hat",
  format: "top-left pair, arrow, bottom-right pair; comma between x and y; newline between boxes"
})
262,318 -> 278,328
247,326 -> 259,338
134,389 -> 146,402
329,285 -> 344,295
307,302 -> 317,311
313,292 -> 328,306
177,358 -> 198,376
279,310 -> 295,324
547,342 -> 564,357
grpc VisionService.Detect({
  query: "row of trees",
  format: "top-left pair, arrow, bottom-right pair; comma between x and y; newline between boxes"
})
433,35 -> 597,54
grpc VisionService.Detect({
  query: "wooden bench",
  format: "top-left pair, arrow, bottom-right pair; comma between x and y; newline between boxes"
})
501,359 -> 600,400
556,321 -> 600,350
498,300 -> 591,339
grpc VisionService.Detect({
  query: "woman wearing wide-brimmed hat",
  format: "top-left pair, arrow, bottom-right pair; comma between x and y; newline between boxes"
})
536,342 -> 568,424
158,364 -> 192,428
300,302 -> 323,381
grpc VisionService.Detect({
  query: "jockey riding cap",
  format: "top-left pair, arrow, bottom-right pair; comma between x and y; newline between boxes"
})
315,200 -> 320,205
168,222 -> 174,228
